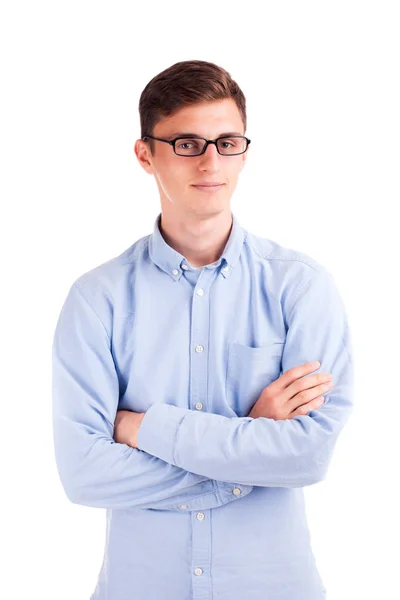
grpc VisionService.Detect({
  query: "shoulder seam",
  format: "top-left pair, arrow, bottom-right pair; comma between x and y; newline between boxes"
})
73,282 -> 111,344
127,236 -> 149,264
285,274 -> 316,324
245,234 -> 321,272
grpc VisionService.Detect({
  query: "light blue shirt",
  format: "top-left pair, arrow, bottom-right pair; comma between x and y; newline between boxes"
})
52,211 -> 354,600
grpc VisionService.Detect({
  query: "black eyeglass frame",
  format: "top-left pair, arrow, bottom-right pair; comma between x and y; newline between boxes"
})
141,134 -> 251,156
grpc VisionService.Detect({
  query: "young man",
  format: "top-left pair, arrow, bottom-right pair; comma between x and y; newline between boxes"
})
52,60 -> 354,600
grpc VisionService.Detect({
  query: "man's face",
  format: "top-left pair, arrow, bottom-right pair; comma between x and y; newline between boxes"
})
135,98 -> 249,218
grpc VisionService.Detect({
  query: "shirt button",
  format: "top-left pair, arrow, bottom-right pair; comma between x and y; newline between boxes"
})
172,269 -> 179,275
194,568 -> 203,576
196,512 -> 205,520
179,504 -> 188,509
197,288 -> 204,296
182,264 -> 188,270
223,265 -> 230,272
232,487 -> 242,496
195,402 -> 203,410
195,345 -> 204,353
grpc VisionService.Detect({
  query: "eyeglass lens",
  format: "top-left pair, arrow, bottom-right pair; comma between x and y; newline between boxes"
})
174,137 -> 247,156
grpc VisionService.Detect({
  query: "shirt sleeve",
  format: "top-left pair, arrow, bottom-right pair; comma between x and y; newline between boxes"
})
52,282 -> 248,510
138,266 -> 354,487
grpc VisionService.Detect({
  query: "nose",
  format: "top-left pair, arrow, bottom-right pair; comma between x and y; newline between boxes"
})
198,141 -> 220,170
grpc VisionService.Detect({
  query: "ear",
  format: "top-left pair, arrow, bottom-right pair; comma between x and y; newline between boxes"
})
134,139 -> 156,175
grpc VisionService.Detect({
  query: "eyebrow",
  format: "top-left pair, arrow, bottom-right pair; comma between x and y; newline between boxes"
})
167,131 -> 244,138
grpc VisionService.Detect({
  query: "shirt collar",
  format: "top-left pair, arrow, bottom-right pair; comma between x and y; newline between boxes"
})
148,211 -> 246,281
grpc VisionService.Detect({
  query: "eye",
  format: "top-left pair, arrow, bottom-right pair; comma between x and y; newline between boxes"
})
177,139 -> 202,150
218,138 -> 240,148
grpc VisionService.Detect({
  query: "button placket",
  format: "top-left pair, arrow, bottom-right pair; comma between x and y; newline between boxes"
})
188,269 -> 217,595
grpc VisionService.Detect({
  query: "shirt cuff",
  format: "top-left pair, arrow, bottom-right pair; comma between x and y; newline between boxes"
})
137,403 -> 189,464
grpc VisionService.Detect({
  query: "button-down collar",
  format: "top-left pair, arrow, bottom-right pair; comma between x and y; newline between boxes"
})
148,211 -> 246,280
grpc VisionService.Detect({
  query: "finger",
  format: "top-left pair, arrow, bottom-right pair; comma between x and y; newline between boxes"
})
287,380 -> 334,411
277,361 -> 330,394
277,362 -> 321,388
285,371 -> 333,398
290,396 -> 325,418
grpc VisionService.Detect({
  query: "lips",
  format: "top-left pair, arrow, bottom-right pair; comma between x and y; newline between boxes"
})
192,183 -> 224,193
192,183 -> 224,187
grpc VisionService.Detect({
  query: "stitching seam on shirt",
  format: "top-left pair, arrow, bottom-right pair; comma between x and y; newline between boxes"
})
245,234 -> 321,270
127,236 -> 150,264
73,282 -> 111,344
171,413 -> 189,465
285,276 -> 315,324
158,488 -> 221,510
285,270 -> 352,361
212,480 -> 224,504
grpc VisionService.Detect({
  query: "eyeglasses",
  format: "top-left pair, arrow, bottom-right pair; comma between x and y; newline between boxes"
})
142,134 -> 251,156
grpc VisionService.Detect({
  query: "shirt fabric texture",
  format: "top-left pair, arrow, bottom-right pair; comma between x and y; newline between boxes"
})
52,211 -> 354,600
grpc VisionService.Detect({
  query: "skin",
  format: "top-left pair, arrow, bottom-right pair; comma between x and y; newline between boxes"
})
113,410 -> 145,449
113,97 -> 249,449
134,97 -> 248,268
112,98 -> 334,448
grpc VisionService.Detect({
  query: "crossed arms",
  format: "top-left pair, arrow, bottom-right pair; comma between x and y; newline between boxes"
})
51,268 -> 353,510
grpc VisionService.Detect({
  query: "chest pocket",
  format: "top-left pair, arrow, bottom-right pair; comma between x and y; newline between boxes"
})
226,342 -> 285,417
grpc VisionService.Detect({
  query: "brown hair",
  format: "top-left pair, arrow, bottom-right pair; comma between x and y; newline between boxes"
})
138,59 -> 247,155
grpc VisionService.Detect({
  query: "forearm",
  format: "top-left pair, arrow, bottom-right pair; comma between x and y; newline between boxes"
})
52,282 -> 250,511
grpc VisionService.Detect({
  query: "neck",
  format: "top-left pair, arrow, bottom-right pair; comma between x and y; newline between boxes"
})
158,210 -> 233,268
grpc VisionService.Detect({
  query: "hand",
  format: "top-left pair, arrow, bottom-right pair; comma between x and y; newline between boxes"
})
248,362 -> 334,420
113,409 -> 146,448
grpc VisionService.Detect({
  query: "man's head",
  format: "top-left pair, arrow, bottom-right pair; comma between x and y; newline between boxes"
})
134,60 -> 250,220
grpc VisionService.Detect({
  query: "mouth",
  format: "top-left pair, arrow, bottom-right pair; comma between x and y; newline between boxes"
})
191,183 -> 225,192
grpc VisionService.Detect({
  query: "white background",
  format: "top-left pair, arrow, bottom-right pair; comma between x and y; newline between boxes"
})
1,1 -> 399,598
